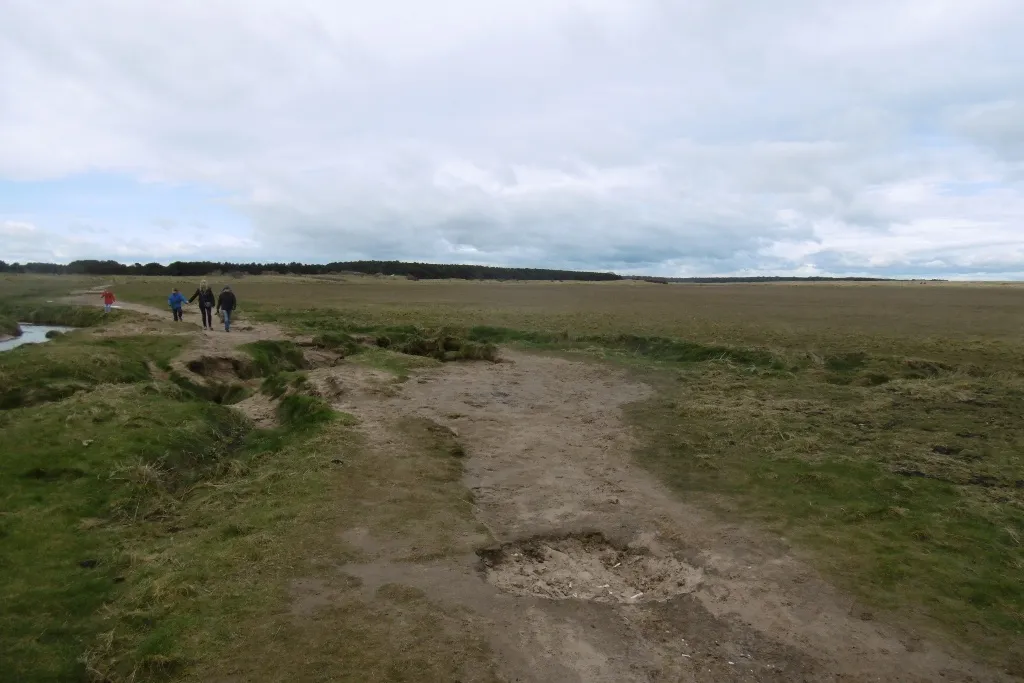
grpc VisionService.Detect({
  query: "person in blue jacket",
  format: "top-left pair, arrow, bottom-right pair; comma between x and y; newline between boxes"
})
168,288 -> 188,322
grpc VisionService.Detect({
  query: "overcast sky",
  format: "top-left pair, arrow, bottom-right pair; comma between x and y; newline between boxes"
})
2,0 -> 1023,278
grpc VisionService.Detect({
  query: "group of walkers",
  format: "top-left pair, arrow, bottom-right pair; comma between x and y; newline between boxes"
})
169,280 -> 237,331
103,282 -> 237,331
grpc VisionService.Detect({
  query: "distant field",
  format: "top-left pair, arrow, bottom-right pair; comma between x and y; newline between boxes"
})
86,274 -> 1024,362
1,273 -> 1022,673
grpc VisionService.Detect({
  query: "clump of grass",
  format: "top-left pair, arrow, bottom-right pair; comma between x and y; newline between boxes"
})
259,371 -> 309,399
277,394 -> 334,428
596,333 -> 781,367
467,326 -> 559,345
311,331 -> 366,356
0,315 -> 22,338
240,340 -> 307,376
170,370 -> 252,405
825,351 -> 869,372
375,327 -> 499,362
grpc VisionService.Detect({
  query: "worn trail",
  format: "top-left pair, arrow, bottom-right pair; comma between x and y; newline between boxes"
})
334,350 -> 1010,683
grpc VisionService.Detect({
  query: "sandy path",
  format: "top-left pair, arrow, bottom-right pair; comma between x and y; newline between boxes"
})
335,350 -> 1011,683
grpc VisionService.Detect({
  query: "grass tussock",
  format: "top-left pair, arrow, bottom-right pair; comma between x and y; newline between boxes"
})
0,315 -> 22,338
170,370 -> 253,405
240,339 -> 308,376
311,331 -> 366,356
277,393 -> 334,428
375,327 -> 499,363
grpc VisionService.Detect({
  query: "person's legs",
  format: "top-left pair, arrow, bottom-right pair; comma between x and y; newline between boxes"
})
223,309 -> 231,331
173,307 -> 182,322
104,304 -> 111,314
201,306 -> 211,328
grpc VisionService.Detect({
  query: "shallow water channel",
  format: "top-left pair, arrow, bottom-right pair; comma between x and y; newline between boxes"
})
0,324 -> 76,352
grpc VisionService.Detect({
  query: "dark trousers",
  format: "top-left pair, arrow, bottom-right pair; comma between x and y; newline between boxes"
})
172,307 -> 183,321
200,306 -> 213,327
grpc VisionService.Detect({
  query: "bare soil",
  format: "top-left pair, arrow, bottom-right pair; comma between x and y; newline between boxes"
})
327,350 -> 1013,683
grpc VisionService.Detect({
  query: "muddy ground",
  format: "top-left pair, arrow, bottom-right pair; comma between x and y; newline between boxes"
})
68,292 -> 1014,682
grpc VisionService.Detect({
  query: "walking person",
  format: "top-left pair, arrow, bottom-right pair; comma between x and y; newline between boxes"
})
168,288 -> 188,322
101,289 -> 116,314
188,279 -> 216,330
216,285 -> 237,332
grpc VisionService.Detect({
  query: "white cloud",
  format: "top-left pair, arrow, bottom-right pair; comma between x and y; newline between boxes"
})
1,0 -> 1023,276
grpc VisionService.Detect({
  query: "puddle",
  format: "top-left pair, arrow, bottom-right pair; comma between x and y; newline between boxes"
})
0,324 -> 76,352
478,533 -> 703,604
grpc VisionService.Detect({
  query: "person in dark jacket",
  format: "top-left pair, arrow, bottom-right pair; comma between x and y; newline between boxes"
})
216,286 -> 237,332
188,279 -> 217,330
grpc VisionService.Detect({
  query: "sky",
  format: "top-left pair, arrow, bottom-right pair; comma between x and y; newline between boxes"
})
1,0 -> 1023,278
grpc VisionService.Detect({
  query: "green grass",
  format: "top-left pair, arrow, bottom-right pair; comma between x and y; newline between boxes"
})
0,334 -> 188,409
628,362 -> 1024,664
0,315 -> 21,338
239,340 -> 307,376
277,393 -> 334,428
0,384 -> 254,682
349,347 -> 442,380
311,331 -> 366,356
0,302 -> 123,328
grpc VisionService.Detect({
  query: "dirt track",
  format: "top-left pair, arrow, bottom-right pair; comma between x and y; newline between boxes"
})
332,351 -> 1011,683
69,293 -> 1012,682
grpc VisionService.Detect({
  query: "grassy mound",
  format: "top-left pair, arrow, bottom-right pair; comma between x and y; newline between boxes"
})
375,327 -> 498,362
0,335 -> 187,410
0,315 -> 22,338
240,340 -> 308,376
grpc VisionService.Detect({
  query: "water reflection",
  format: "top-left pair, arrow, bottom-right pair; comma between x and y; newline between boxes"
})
0,324 -> 76,352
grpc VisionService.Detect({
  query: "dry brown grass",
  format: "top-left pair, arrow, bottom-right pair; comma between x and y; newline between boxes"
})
107,275 -> 1024,365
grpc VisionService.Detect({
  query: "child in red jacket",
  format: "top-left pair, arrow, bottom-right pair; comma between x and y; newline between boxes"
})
101,289 -> 116,314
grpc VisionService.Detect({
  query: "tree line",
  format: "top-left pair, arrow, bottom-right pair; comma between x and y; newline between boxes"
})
0,259 -> 622,281
0,260 -> 932,283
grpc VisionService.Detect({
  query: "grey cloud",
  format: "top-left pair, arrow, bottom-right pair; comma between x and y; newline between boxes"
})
1,0 -> 1024,277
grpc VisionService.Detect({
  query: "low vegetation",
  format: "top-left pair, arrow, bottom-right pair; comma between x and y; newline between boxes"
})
2,274 -> 1022,676
0,330 -> 186,410
0,315 -> 21,338
0,302 -> 120,328
0,289 -> 495,681
238,280 -> 1023,668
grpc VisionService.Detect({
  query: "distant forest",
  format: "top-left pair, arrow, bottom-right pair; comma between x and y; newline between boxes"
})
0,259 -> 918,283
0,259 -> 621,281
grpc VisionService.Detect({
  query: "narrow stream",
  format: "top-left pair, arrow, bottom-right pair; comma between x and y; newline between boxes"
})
0,324 -> 76,352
